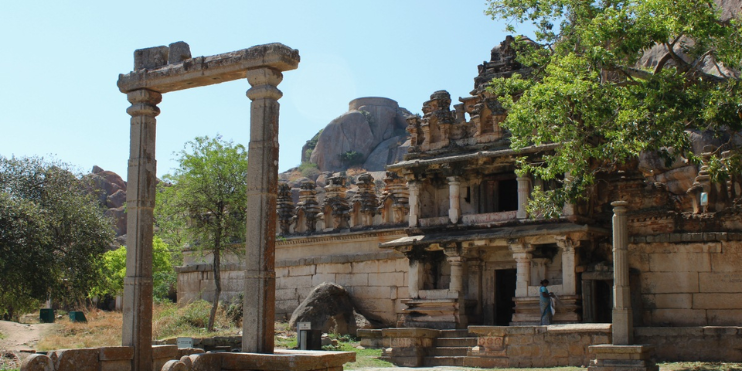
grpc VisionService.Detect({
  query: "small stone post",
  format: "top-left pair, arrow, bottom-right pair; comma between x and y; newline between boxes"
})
122,89 -> 161,371
447,176 -> 461,224
611,200 -> 633,345
516,175 -> 531,219
243,67 -> 284,354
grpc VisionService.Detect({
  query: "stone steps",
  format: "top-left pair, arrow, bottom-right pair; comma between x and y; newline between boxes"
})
423,356 -> 466,367
437,329 -> 469,338
430,346 -> 470,357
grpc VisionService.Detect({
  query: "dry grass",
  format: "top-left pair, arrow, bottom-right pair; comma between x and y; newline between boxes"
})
36,309 -> 121,351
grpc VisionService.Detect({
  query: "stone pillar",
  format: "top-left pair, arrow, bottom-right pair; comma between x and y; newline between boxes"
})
509,243 -> 533,297
611,201 -> 633,345
516,176 -> 531,219
243,67 -> 284,354
408,258 -> 422,299
557,237 -> 578,295
448,257 -> 464,293
122,89 -> 161,371
447,176 -> 461,224
468,260 -> 483,318
407,180 -> 420,227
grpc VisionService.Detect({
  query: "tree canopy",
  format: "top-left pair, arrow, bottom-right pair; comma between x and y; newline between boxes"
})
0,156 -> 114,318
156,135 -> 248,331
485,0 -> 742,217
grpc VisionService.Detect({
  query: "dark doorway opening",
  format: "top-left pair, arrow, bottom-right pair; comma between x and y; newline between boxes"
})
498,179 -> 518,211
495,269 -> 517,326
594,280 -> 613,323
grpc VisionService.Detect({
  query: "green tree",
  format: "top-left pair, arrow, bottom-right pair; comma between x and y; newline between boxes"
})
90,237 -> 174,302
156,135 -> 248,331
0,156 -> 114,319
485,1 -> 742,217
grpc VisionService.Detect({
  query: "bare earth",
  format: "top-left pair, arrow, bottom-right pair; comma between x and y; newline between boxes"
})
0,320 -> 53,351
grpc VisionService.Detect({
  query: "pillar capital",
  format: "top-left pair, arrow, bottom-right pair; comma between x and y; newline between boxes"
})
508,241 -> 534,254
446,176 -> 461,184
443,243 -> 462,258
246,67 -> 284,101
126,89 -> 162,117
611,200 -> 629,213
555,236 -> 578,252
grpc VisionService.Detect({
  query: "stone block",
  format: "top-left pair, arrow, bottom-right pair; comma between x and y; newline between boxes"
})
316,263 -> 351,274
650,309 -> 708,326
277,275 -> 312,290
275,266 -> 290,278
289,265 -> 316,276
49,349 -> 99,371
649,252 -> 710,272
335,273 -> 368,286
367,272 -> 404,287
699,272 -> 742,293
708,310 -> 742,325
21,354 -> 53,371
628,251 -> 650,272
694,293 -> 742,309
168,42 -> 191,64
352,260 -> 380,273
641,272 -> 699,294
463,356 -> 509,368
98,347 -> 133,361
134,46 -> 169,70
653,294 -> 693,309
275,288 -> 297,301
394,257 -> 409,272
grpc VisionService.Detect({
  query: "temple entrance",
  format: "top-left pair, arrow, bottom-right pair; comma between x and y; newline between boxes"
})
495,269 -> 517,325
594,280 -> 613,323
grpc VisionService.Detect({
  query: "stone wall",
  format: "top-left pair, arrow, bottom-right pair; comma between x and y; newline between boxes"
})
176,228 -> 408,325
628,235 -> 742,326
635,327 -> 742,362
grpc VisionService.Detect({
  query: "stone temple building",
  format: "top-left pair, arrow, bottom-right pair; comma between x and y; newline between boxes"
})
177,36 -> 742,366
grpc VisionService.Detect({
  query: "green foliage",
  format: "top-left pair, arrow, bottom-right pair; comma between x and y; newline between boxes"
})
298,161 -> 320,179
305,129 -> 323,151
225,293 -> 243,325
156,135 -> 248,331
89,237 -> 174,302
485,0 -> 742,214
154,300 -> 238,339
0,156 -> 114,318
339,151 -> 365,168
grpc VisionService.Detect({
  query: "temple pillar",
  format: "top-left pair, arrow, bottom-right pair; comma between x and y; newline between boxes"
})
122,89 -> 161,371
509,242 -> 533,297
408,180 -> 420,227
448,257 -> 464,293
447,176 -> 461,224
556,237 -> 578,295
516,175 -> 531,219
408,257 -> 422,299
243,67 -> 284,354
611,201 -> 633,345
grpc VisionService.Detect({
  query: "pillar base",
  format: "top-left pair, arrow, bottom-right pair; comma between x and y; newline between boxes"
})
588,344 -> 658,371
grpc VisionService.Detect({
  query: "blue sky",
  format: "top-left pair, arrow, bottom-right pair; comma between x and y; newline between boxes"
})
0,1 -> 531,177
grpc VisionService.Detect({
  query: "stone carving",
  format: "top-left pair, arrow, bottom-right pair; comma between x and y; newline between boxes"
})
350,173 -> 378,226
295,180 -> 321,234
378,171 -> 409,224
277,182 -> 295,235
322,175 -> 350,230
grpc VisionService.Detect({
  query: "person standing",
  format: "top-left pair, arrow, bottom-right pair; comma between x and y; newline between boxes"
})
540,279 -> 555,325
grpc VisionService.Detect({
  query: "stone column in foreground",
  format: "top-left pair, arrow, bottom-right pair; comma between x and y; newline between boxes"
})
243,67 -> 284,353
611,200 -> 633,345
122,89 -> 161,371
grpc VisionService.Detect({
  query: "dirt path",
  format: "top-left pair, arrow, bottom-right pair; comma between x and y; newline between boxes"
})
0,320 -> 54,351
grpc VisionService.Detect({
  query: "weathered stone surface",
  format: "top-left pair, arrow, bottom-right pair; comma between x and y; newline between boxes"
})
49,349 -> 99,371
288,282 -> 360,335
20,354 -> 53,371
309,97 -> 411,171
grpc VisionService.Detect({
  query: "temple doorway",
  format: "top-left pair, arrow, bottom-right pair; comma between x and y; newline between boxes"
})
495,269 -> 517,325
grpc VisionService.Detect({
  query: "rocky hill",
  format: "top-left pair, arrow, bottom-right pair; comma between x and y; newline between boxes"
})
306,97 -> 412,172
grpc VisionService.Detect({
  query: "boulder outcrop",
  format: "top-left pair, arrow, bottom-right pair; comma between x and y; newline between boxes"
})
288,282 -> 375,335
309,97 -> 411,172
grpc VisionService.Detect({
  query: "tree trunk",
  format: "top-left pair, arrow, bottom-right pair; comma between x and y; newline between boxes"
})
207,229 -> 222,332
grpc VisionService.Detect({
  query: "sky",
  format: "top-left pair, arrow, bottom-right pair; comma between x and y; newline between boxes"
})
0,1 -> 534,178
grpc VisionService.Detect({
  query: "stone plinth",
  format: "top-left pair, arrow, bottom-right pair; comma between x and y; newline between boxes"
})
21,346 -> 200,371
381,328 -> 439,367
511,295 -> 582,325
588,344 -> 658,371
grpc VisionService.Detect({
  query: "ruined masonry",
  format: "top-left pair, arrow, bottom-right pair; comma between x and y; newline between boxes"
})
176,36 -> 742,368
